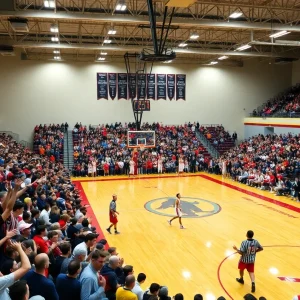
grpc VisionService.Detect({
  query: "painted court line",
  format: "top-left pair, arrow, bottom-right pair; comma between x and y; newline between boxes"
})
200,174 -> 300,214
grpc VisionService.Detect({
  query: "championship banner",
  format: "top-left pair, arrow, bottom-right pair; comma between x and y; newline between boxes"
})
128,73 -> 137,100
108,73 -> 117,100
137,73 -> 146,99
156,74 -> 166,100
176,74 -> 186,101
147,74 -> 156,100
97,73 -> 108,100
118,73 -> 128,100
167,74 -> 175,101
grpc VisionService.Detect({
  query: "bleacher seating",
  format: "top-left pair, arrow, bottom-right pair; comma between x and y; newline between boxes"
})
200,125 -> 235,155
72,122 -> 211,176
33,124 -> 66,162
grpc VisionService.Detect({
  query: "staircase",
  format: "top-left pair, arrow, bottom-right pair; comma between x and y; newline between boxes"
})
195,129 -> 219,158
63,130 -> 74,171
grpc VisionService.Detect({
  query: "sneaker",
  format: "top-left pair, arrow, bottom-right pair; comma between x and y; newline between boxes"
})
106,228 -> 111,234
180,225 -> 185,229
251,282 -> 255,292
236,278 -> 244,284
115,231 -> 120,234
168,220 -> 171,226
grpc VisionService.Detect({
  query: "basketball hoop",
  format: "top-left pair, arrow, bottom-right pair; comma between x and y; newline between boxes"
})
139,144 -> 145,152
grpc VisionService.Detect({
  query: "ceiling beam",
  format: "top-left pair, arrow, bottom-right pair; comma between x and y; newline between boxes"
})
1,10 -> 300,32
3,40 -> 277,57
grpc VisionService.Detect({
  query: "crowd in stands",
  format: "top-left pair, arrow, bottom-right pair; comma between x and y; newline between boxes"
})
252,83 -> 300,117
200,125 -> 236,155
209,133 -> 300,200
0,131 -> 276,300
72,122 -> 211,177
33,124 -> 68,163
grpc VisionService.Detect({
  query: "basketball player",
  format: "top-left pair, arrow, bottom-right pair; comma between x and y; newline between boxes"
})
106,194 -> 120,234
157,155 -> 163,174
233,230 -> 263,293
168,193 -> 185,229
129,157 -> 135,177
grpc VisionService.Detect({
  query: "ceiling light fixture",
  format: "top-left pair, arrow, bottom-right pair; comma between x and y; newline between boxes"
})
108,29 -> 117,35
44,0 -> 55,8
53,50 -> 60,54
209,61 -> 218,65
103,39 -> 112,44
236,44 -> 251,51
190,33 -> 199,40
229,12 -> 243,18
178,43 -> 187,47
50,24 -> 59,33
116,1 -> 127,11
101,52 -> 108,55
163,60 -> 173,63
54,56 -> 61,60
269,30 -> 290,38
97,57 -> 106,61
218,56 -> 228,60
51,37 -> 59,42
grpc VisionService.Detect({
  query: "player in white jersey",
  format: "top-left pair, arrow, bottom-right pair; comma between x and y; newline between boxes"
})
168,193 -> 185,229
129,158 -> 135,177
157,156 -> 163,174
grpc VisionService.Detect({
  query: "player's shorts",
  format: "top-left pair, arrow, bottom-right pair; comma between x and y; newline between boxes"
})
109,214 -> 118,224
175,208 -> 182,217
238,261 -> 255,272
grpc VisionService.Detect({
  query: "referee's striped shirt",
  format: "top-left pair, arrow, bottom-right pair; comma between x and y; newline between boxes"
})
239,239 -> 263,264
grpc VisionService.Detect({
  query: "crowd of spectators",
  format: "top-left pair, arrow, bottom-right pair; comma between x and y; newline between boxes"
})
199,125 -> 236,154
72,122 -> 211,177
252,83 -> 300,117
33,124 -> 68,163
0,132 -> 265,300
209,133 -> 300,200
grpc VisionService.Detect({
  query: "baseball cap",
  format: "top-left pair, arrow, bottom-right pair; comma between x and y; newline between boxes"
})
19,223 -> 33,232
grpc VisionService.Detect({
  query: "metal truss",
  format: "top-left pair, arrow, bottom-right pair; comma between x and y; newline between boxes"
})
2,0 -> 300,62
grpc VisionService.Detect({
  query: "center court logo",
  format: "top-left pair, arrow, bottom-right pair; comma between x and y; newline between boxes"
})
144,197 -> 221,218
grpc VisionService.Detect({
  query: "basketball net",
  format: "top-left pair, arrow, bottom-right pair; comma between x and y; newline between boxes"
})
139,144 -> 145,152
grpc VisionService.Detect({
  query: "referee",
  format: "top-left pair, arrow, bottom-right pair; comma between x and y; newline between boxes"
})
233,230 -> 263,293
106,194 -> 120,234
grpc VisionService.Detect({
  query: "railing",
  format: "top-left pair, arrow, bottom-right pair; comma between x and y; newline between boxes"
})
195,128 -> 219,158
249,112 -> 300,118
0,131 -> 32,149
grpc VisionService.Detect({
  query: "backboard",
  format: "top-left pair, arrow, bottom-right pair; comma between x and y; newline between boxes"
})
127,130 -> 156,148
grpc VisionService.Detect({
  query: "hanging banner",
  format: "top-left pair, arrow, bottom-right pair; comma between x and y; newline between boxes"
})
176,74 -> 186,101
97,73 -> 108,100
167,74 -> 175,101
137,74 -> 146,99
156,74 -> 166,100
147,74 -> 156,100
128,73 -> 137,100
108,73 -> 117,100
118,73 -> 128,100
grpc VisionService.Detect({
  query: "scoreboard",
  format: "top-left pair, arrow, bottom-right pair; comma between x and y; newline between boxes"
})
133,100 -> 151,111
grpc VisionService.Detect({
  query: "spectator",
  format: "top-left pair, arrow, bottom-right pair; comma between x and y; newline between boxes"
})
0,241 -> 31,299
194,295 -> 203,300
79,249 -> 107,300
142,283 -> 160,300
132,273 -> 146,300
33,225 -> 57,255
56,260 -> 81,300
158,286 -> 171,300
23,253 -> 59,300
100,255 -> 121,299
72,233 -> 98,262
116,275 -> 137,300
174,294 -> 184,300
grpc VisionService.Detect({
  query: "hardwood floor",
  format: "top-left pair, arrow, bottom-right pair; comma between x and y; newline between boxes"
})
73,173 -> 300,300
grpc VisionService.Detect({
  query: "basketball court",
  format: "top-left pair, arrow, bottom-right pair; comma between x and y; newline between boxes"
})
72,173 -> 300,300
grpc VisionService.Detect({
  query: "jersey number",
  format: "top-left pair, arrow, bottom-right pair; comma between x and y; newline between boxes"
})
247,246 -> 256,255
